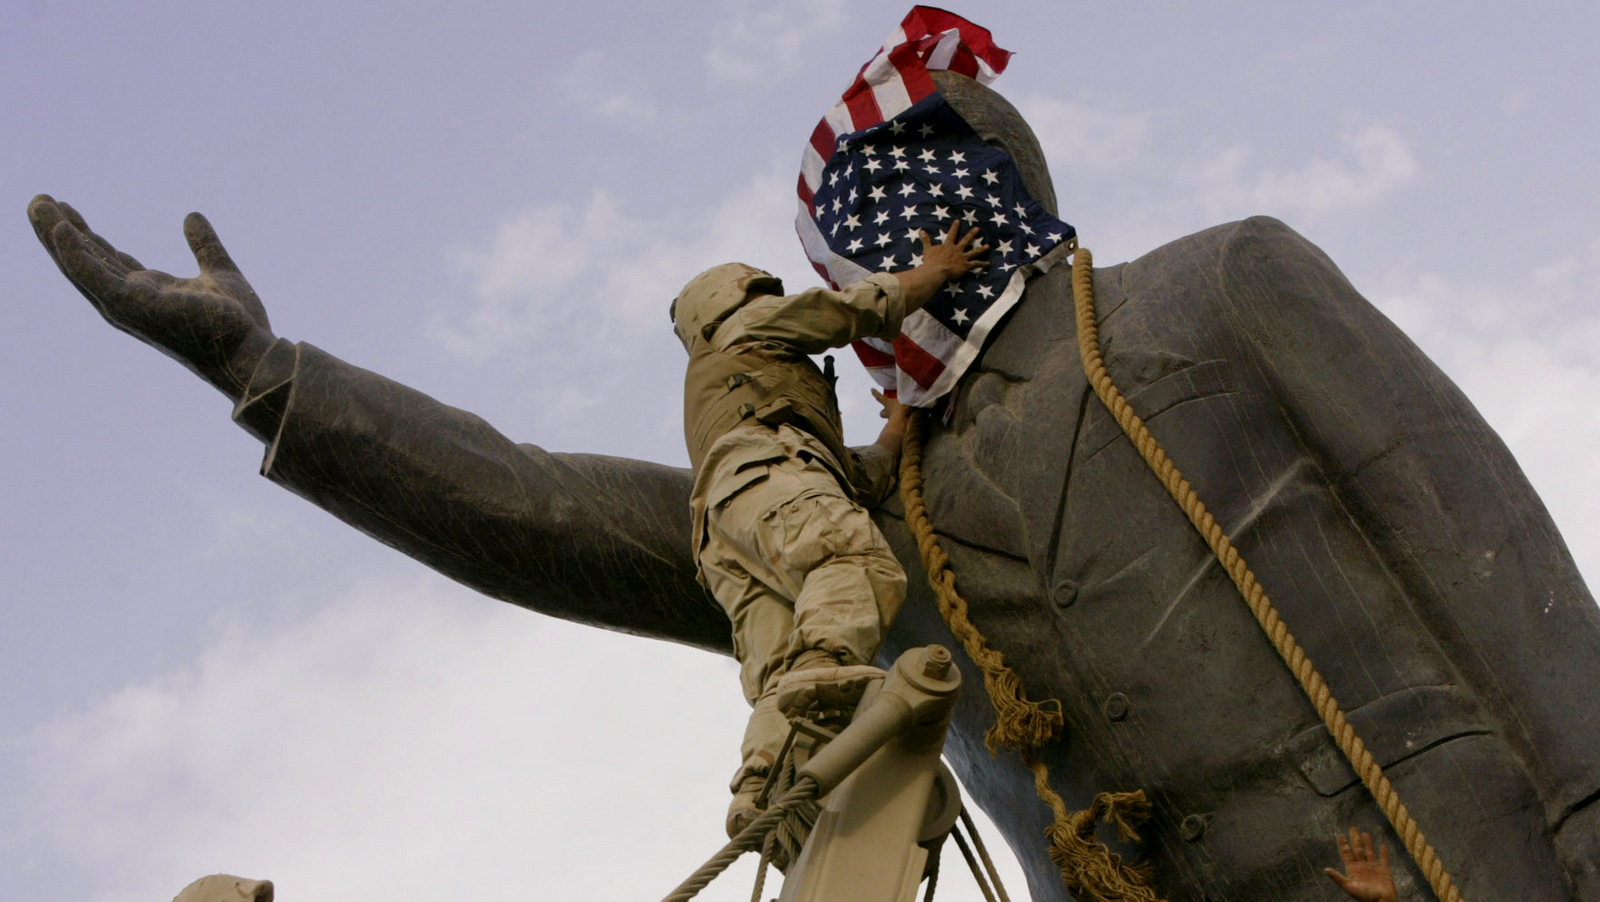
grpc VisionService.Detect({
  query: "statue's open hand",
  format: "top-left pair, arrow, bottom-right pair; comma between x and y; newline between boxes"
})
29,195 -> 276,400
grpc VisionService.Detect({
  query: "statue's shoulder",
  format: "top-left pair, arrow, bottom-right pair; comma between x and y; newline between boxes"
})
1128,215 -> 1331,276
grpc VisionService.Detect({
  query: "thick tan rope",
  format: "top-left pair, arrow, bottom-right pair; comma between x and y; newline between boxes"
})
1068,245 -> 1464,902
900,416 -> 1161,902
899,417 -> 1064,753
661,776 -> 821,902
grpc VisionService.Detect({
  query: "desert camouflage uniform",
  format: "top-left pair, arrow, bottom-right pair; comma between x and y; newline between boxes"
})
678,267 -> 909,790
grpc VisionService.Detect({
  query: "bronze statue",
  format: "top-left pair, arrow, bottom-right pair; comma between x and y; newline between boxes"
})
29,71 -> 1600,902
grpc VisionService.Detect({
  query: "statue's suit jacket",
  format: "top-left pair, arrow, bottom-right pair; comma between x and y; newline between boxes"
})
236,217 -> 1600,902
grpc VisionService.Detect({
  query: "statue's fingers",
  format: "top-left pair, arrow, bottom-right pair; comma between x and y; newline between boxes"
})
184,212 -> 242,276
28,194 -> 69,260
52,220 -> 133,307
57,200 -> 146,271
1323,868 -> 1352,891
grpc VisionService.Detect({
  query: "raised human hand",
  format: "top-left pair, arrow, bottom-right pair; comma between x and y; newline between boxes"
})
896,221 -> 990,314
28,195 -> 276,400
917,220 -> 989,281
1323,828 -> 1398,902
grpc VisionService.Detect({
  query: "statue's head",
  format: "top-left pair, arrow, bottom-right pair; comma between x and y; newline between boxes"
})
931,69 -> 1058,218
670,262 -> 784,351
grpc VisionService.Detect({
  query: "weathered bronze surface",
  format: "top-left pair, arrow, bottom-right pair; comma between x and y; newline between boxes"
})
28,73 -> 1599,902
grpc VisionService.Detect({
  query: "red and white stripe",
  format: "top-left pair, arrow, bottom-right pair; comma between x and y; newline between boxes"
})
795,7 -> 1016,405
797,6 -> 1011,222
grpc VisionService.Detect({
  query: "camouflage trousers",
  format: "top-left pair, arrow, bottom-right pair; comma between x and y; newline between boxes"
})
699,452 -> 907,790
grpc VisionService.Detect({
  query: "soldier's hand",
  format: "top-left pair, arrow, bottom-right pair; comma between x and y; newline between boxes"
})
29,195 -> 277,401
1323,828 -> 1398,902
872,388 -> 909,423
917,221 -> 989,281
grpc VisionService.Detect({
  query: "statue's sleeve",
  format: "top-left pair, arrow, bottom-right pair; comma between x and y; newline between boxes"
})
1212,216 -> 1600,817
230,339 -> 733,654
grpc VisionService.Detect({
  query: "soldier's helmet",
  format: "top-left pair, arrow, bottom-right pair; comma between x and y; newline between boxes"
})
670,263 -> 784,351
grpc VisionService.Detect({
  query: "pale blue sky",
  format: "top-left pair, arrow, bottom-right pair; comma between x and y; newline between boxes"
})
5,3 -> 1598,900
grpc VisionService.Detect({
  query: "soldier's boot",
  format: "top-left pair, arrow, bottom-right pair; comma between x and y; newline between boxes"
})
774,648 -> 886,722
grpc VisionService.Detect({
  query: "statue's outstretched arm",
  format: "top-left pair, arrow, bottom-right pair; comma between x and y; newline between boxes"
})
27,198 -> 731,654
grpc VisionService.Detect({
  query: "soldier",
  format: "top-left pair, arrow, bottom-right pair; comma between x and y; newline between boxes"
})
670,222 -> 988,836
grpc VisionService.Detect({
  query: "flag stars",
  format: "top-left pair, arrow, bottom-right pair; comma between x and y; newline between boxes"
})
984,193 -> 1001,207
948,150 -> 966,163
909,251 -> 924,266
952,167 -> 969,179
1047,232 -> 1064,243
875,231 -> 893,247
889,120 -> 906,135
981,169 -> 999,185
868,185 -> 887,201
955,184 -> 974,200
1013,203 -> 1029,218
892,158 -> 911,172
903,227 -> 922,241
828,170 -> 840,187
918,123 -> 935,138
951,307 -> 970,324
932,205 -> 952,221
889,146 -> 907,158
927,183 -> 945,198
991,212 -> 1009,226
997,239 -> 1013,255
831,197 -> 843,213
848,187 -> 858,203
899,182 -> 918,198
943,282 -> 962,295
882,254 -> 899,268
976,285 -> 995,300
846,237 -> 864,253
918,148 -> 937,162
899,204 -> 920,220
924,165 -> 941,176
962,209 -> 979,224
844,213 -> 861,230
1025,243 -> 1042,258
873,210 -> 891,225
862,144 -> 878,156
864,159 -> 883,173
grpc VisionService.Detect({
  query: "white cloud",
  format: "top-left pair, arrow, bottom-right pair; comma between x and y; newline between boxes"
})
557,50 -> 662,127
432,165 -> 812,363
703,0 -> 850,83
10,577 -> 769,902
1012,93 -> 1150,172
1182,121 -> 1418,220
8,574 -> 1027,902
1369,239 -> 1600,590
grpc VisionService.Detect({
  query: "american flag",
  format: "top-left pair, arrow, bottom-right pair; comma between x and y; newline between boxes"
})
795,7 -> 1076,406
